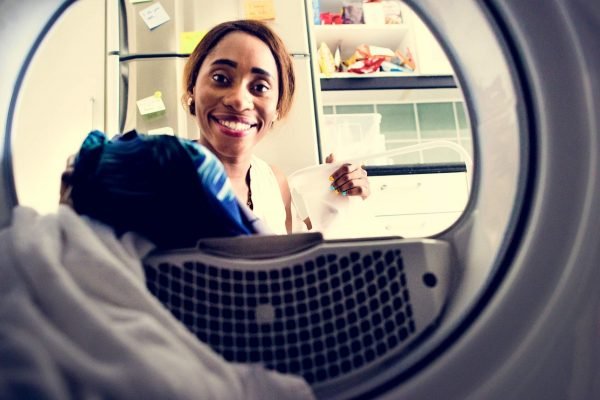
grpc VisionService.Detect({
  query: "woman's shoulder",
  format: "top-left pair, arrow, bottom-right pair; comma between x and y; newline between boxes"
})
251,155 -> 280,177
251,156 -> 288,186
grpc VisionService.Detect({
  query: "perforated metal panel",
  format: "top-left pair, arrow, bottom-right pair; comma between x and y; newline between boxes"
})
143,236 -> 453,398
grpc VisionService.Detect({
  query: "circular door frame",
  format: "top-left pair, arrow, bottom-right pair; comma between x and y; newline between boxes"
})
381,0 -> 600,399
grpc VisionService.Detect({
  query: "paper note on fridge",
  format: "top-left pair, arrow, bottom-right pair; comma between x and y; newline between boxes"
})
137,92 -> 166,116
243,0 -> 276,20
139,2 -> 170,30
179,31 -> 206,54
148,126 -> 175,136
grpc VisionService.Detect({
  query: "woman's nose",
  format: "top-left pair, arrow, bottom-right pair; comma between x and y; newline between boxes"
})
223,84 -> 254,111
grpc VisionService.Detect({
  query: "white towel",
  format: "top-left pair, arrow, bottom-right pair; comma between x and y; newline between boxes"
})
0,205 -> 315,400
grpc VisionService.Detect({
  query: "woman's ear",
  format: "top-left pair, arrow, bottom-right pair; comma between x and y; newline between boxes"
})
187,95 -> 195,115
270,112 -> 279,127
269,111 -> 279,127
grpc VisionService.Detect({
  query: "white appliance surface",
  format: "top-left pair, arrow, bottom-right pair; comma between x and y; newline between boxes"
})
0,1 -> 599,400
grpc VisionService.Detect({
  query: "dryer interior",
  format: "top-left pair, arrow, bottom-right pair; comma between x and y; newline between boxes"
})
6,0 -> 597,399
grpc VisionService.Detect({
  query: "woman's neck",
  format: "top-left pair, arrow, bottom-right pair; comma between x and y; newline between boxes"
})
198,138 -> 251,178
221,159 -> 251,180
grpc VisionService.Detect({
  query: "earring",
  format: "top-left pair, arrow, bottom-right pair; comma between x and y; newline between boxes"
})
187,97 -> 195,114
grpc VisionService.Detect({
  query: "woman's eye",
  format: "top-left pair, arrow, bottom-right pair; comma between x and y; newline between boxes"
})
211,73 -> 229,85
253,83 -> 270,94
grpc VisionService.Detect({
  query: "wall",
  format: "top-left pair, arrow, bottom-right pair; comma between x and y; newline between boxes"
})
11,0 -> 106,214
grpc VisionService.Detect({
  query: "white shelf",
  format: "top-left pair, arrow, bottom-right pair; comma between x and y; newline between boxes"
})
309,2 -> 455,88
319,71 -> 416,79
313,24 -> 410,59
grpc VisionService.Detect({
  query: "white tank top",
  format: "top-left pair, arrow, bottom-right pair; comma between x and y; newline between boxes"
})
248,156 -> 287,235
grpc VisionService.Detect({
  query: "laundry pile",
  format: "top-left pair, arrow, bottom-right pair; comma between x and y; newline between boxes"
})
0,205 -> 314,399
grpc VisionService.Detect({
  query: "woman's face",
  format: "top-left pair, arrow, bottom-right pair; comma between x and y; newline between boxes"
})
192,32 -> 280,161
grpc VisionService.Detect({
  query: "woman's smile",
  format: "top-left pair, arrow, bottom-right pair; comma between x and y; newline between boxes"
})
211,115 -> 258,138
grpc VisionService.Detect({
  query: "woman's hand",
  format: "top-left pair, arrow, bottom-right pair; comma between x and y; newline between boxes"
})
59,155 -> 76,206
326,153 -> 370,199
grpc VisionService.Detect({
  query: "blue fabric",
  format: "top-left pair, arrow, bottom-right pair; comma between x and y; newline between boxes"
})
70,130 -> 258,249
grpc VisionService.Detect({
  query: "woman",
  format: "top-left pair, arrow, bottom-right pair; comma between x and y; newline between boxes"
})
181,19 -> 370,234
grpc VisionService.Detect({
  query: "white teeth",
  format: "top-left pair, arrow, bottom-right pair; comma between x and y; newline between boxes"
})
219,119 -> 252,131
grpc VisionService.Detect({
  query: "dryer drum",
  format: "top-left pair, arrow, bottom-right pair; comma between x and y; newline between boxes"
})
1,0 -> 599,399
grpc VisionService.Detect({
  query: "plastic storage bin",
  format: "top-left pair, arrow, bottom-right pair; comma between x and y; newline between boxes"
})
288,161 -> 386,239
288,140 -> 472,239
320,113 -> 385,163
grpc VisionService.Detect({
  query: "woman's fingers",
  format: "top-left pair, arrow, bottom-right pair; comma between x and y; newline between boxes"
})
59,154 -> 76,206
328,163 -> 370,199
333,181 -> 370,197
329,163 -> 362,182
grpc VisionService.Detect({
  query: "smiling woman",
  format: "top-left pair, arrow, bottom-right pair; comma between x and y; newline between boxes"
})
183,22 -> 292,234
180,19 -> 371,235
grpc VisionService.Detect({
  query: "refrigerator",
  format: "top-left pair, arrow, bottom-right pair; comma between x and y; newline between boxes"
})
107,0 -> 320,176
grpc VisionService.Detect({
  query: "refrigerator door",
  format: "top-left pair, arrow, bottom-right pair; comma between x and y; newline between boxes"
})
119,0 -> 179,55
120,0 -> 309,55
120,57 -> 194,137
264,0 -> 311,54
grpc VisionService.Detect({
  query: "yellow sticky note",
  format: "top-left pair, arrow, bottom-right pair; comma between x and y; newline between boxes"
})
179,31 -> 206,54
137,91 -> 166,116
243,0 -> 276,21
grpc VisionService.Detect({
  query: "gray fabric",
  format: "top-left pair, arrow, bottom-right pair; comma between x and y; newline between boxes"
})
0,205 -> 314,400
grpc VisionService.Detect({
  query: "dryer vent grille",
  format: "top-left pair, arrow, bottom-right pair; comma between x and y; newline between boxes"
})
143,238 -> 451,394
